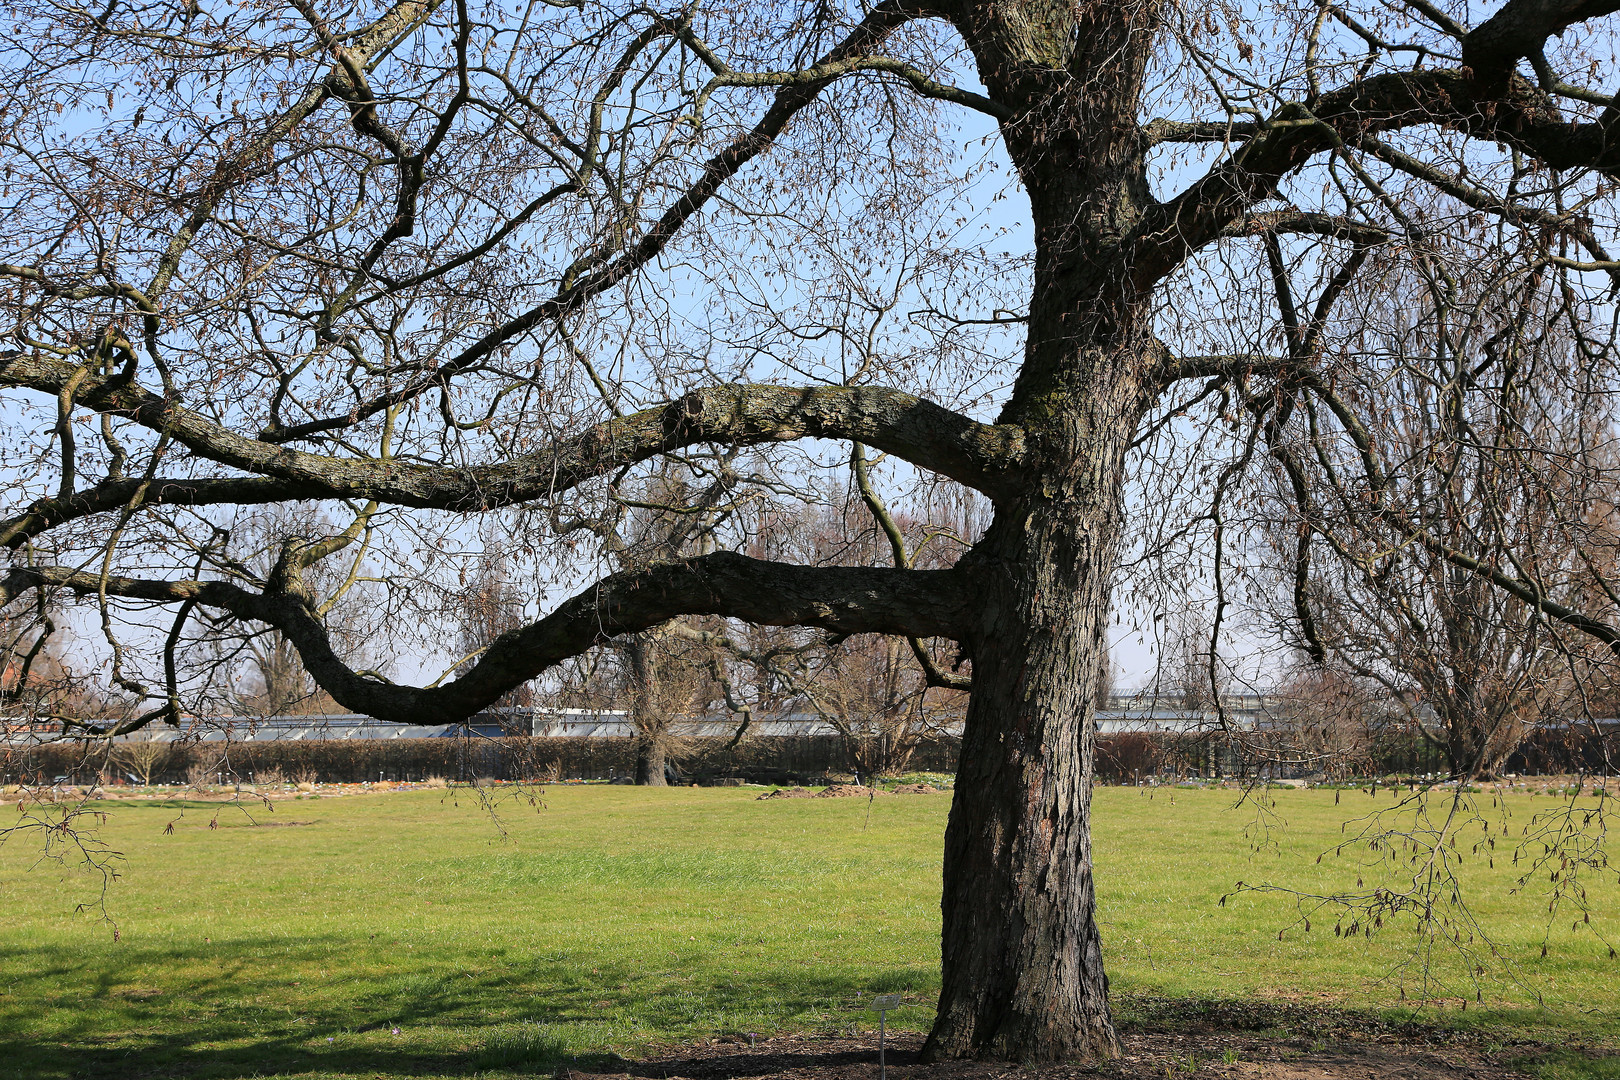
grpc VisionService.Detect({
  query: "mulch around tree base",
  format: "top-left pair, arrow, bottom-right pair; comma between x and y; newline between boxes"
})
563,1018 -> 1579,1080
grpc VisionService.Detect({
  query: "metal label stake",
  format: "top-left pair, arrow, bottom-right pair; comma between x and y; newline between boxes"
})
867,994 -> 902,1080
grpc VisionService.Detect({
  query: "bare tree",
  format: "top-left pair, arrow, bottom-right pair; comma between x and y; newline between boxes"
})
696,451 -> 976,779
1256,239 -> 1620,780
242,632 -> 317,716
1305,550 -> 1578,780
6,0 -> 1620,1060
113,734 -> 170,787
0,594 -> 75,718
1151,608 -> 1224,712
819,447 -> 972,776
179,505 -> 380,718
1263,663 -> 1384,781
796,631 -> 966,777
563,466 -> 749,784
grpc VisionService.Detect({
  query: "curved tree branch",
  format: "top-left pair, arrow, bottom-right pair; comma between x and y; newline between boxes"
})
1221,212 -> 1394,247
0,353 -> 1027,511
1463,0 -> 1620,95
1134,52 -> 1620,285
3,552 -> 977,728
0,477 -> 330,550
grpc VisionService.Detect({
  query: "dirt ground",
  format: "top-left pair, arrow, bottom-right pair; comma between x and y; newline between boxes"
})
567,1002 -> 1598,1080
580,1032 -> 1527,1080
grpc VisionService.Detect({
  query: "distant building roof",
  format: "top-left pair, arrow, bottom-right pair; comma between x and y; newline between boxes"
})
12,692 -> 1488,746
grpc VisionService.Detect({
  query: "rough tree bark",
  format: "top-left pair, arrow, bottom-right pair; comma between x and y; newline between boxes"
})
633,730 -> 668,787
919,6 -> 1162,1056
627,627 -> 670,787
929,400 -> 1140,1059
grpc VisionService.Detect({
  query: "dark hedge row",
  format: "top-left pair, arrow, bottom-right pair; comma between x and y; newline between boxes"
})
2,733 -> 964,786
8,726 -> 1612,787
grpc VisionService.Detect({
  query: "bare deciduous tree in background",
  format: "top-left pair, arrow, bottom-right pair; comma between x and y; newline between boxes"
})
112,734 -> 170,786
5,0 -> 1620,1060
1255,237 -> 1620,780
1263,663 -> 1384,780
562,465 -> 752,784
182,505 -> 381,719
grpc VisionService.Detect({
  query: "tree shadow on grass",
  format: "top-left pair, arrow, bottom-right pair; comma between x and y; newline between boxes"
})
5,944 -> 1576,1080
627,1043 -> 922,1080
0,934 -> 936,1080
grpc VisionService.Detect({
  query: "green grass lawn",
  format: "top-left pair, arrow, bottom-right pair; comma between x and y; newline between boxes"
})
1,783 -> 1616,1079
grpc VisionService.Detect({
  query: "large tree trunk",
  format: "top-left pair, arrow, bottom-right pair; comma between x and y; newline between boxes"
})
924,336 -> 1148,1061
1439,704 -> 1476,780
920,6 -> 1156,1035
1439,705 -> 1517,781
626,629 -> 670,786
634,734 -> 668,786
922,6 -> 1156,1038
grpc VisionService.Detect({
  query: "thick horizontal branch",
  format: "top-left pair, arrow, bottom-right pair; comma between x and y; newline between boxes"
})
1141,118 -> 1257,147
0,566 -> 271,619
1133,60 -> 1620,284
1156,353 -> 1290,385
1463,0 -> 1620,95
434,553 -> 974,713
1222,212 -> 1394,246
0,477 -> 329,549
0,356 -> 1027,519
5,552 -> 978,727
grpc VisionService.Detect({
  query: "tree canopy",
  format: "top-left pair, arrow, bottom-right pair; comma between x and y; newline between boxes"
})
5,0 -> 1620,1062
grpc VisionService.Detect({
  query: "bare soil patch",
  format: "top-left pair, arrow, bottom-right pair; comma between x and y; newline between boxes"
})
571,1001 -> 1589,1080
568,1030 -> 1537,1080
220,818 -> 319,827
